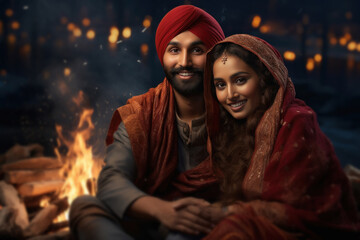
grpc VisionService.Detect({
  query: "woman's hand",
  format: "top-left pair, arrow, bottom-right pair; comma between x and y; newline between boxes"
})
130,196 -> 214,235
199,203 -> 233,224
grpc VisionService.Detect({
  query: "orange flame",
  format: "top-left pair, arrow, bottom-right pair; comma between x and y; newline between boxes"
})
54,107 -> 103,221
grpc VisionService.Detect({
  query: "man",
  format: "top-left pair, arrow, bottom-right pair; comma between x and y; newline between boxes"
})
69,5 -> 225,240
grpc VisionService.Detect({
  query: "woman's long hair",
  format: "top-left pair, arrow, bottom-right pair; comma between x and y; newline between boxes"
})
208,43 -> 279,203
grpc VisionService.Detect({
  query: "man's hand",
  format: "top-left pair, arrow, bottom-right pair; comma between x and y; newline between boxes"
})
155,197 -> 214,235
199,204 -> 231,224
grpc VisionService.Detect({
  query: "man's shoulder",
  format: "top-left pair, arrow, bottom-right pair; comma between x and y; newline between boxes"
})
117,79 -> 170,114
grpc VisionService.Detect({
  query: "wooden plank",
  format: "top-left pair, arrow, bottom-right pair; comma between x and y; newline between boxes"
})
0,181 -> 29,229
23,197 -> 69,238
0,207 -> 24,239
3,143 -> 44,163
17,180 -> 64,197
4,169 -> 63,185
344,164 -> 360,178
1,157 -> 63,171
23,204 -> 58,237
27,230 -> 70,240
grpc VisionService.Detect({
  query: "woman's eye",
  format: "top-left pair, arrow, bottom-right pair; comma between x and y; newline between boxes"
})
215,82 -> 226,89
235,78 -> 247,84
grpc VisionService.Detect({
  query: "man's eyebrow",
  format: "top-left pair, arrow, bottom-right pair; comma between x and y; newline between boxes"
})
167,40 -> 205,47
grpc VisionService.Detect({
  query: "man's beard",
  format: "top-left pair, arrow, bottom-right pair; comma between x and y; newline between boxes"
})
164,66 -> 204,97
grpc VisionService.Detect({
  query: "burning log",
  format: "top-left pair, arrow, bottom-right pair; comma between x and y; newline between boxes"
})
0,181 -> 29,230
1,157 -> 63,171
23,197 -> 69,238
4,169 -> 63,185
17,180 -> 64,197
24,194 -> 54,210
47,220 -> 69,232
23,204 -> 58,237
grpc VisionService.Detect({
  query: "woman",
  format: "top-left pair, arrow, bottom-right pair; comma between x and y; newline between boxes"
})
202,34 -> 359,239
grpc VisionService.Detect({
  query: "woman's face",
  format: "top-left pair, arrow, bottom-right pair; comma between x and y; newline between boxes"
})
213,54 -> 262,120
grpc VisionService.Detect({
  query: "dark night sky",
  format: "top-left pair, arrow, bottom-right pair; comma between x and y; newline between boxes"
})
0,0 -> 359,167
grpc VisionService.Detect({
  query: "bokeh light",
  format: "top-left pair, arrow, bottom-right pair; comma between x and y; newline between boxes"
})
143,16 -> 152,28
7,34 -> 16,45
347,41 -> 356,51
82,18 -> 91,27
110,26 -> 119,36
67,23 -> 76,31
252,15 -> 261,28
283,51 -> 296,61
86,30 -> 96,40
141,44 -> 149,56
11,21 -> 20,30
122,27 -> 131,39
64,68 -> 71,77
314,54 -> 322,63
329,37 -> 337,46
259,25 -> 270,33
306,58 -> 315,71
5,9 -> 14,17
73,28 -> 82,37
339,37 -> 347,46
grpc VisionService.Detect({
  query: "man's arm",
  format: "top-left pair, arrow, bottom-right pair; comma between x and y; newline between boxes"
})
96,122 -> 147,219
97,122 -> 213,235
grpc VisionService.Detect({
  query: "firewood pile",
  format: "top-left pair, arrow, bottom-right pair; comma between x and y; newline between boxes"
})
0,144 -> 72,240
344,164 -> 360,211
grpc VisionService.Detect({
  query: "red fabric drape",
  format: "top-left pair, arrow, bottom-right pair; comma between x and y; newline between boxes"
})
106,79 -> 218,199
203,34 -> 360,239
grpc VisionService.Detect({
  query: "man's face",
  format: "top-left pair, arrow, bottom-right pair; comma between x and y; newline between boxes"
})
163,31 -> 207,97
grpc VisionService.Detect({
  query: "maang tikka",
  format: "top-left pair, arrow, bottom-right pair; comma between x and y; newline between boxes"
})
221,52 -> 228,64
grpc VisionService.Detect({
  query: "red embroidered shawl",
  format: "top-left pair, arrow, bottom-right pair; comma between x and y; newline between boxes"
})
203,34 -> 360,239
106,79 -> 218,200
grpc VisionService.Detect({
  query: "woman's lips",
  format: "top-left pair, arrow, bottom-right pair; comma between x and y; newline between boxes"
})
228,99 -> 246,111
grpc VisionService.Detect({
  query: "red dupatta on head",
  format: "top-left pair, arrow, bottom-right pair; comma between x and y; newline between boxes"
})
203,34 -> 359,239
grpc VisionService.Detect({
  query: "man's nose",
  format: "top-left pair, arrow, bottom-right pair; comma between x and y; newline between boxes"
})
179,51 -> 192,67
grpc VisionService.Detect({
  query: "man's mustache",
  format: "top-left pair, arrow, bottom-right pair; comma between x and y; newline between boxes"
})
170,66 -> 203,75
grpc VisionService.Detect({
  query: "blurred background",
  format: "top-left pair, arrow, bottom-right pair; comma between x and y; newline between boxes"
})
0,0 -> 359,167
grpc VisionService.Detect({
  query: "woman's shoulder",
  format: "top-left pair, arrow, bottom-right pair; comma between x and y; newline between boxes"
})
282,98 -> 318,123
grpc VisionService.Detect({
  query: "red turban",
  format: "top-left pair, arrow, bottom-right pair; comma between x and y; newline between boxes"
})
155,5 -> 225,66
